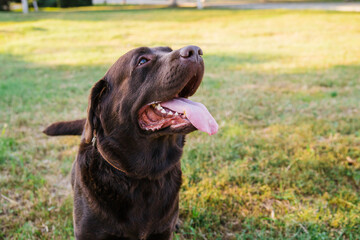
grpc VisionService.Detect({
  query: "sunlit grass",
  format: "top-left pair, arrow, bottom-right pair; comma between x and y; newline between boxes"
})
0,6 -> 359,239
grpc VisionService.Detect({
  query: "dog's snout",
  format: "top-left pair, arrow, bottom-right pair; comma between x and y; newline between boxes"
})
179,45 -> 203,62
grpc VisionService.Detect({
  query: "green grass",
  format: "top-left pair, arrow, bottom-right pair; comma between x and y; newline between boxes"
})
1,6 -> 360,239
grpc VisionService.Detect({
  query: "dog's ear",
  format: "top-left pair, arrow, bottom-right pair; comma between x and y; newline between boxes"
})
84,79 -> 108,143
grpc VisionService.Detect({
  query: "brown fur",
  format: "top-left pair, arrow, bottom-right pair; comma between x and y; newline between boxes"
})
44,46 -> 204,240
43,119 -> 85,136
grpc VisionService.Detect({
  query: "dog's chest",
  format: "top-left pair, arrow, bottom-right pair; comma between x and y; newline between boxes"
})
81,163 -> 182,237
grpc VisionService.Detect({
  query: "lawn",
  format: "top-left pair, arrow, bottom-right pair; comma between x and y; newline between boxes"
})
0,6 -> 360,240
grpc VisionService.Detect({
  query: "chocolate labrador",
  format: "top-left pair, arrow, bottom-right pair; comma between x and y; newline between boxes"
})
43,46 -> 218,240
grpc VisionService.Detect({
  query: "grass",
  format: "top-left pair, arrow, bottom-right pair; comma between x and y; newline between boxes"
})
0,5 -> 360,240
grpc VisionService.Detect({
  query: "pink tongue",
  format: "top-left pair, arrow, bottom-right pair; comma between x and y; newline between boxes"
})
161,98 -> 218,135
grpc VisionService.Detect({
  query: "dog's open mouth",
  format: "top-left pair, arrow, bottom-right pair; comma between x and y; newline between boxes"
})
138,74 -> 218,135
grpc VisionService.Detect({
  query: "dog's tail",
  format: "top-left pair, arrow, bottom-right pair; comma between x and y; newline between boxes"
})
43,119 -> 85,136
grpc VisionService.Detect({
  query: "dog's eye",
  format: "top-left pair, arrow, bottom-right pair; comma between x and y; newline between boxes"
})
137,58 -> 149,66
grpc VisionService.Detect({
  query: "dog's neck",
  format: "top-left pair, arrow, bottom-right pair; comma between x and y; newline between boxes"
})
91,128 -> 185,179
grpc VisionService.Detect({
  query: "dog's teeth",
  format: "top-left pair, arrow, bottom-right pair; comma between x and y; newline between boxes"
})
174,112 -> 178,116
161,109 -> 166,114
156,104 -> 163,110
168,111 -> 173,115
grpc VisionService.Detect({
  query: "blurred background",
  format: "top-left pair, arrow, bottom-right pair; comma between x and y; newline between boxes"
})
0,0 -> 359,239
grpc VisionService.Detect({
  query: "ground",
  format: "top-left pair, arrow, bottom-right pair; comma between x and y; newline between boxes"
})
0,6 -> 359,240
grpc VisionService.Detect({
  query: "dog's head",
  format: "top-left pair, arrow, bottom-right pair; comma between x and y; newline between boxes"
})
84,46 -> 218,143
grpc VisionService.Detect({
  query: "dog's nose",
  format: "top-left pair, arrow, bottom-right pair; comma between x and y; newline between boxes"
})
179,45 -> 203,62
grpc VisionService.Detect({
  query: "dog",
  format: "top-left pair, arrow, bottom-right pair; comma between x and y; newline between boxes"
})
43,46 -> 218,240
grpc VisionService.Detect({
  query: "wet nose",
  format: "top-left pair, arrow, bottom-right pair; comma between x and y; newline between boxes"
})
179,45 -> 203,62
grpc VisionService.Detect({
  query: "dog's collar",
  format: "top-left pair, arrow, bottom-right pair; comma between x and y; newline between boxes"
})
91,133 -> 128,175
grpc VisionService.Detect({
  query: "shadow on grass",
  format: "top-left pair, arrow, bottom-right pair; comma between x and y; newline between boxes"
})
1,51 -> 359,126
0,53 -> 108,127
